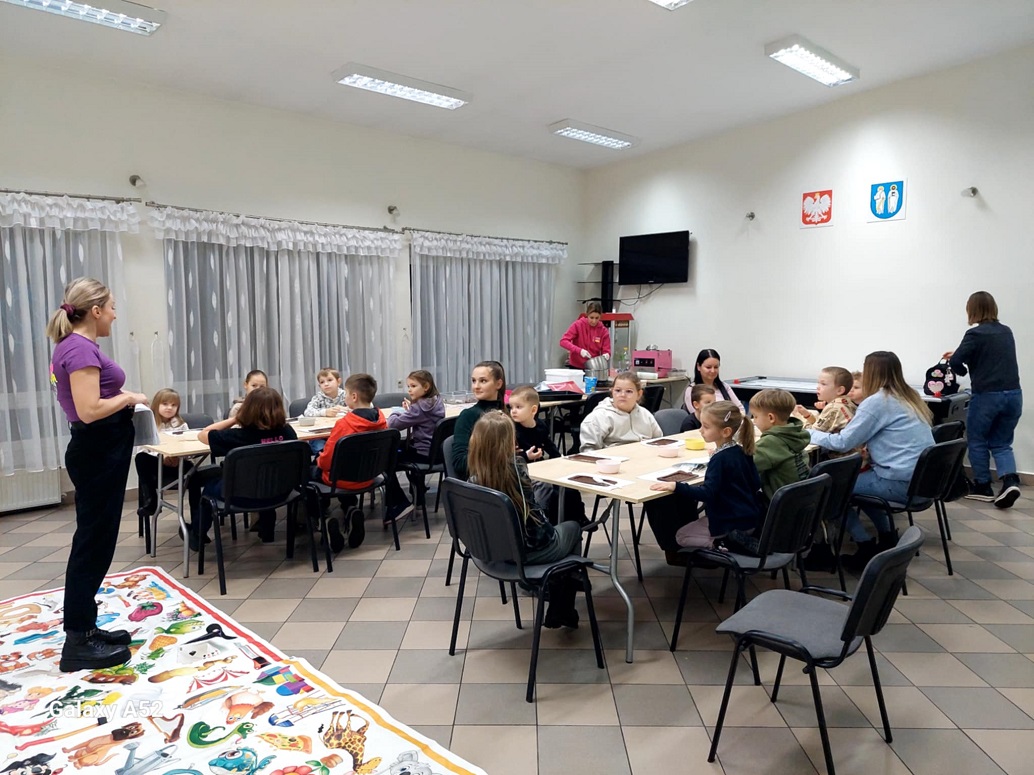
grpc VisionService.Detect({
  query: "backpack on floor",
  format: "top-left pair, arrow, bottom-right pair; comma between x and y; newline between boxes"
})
923,359 -> 960,397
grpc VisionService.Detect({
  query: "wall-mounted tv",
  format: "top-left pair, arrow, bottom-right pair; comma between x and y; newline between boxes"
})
618,230 -> 690,285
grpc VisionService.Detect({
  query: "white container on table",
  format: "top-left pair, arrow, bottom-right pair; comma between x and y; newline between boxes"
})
544,368 -> 585,392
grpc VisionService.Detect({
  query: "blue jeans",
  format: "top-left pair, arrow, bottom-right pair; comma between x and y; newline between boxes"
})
967,389 -> 1023,483
844,469 -> 910,542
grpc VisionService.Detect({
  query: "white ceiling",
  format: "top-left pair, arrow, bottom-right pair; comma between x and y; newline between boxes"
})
2,0 -> 1033,168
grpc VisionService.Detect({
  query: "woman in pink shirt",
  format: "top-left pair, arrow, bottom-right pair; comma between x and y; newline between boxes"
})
559,301 -> 611,368
47,278 -> 148,673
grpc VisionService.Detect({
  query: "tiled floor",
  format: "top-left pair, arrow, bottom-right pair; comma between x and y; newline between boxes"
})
4,487 -> 1034,774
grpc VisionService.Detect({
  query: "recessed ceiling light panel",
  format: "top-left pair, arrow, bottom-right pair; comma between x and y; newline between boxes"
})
646,0 -> 694,9
549,120 -> 639,150
765,34 -> 859,87
0,0 -> 165,35
333,63 -> 471,110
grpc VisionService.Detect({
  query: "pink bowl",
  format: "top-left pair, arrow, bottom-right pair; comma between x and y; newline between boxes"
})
595,458 -> 621,474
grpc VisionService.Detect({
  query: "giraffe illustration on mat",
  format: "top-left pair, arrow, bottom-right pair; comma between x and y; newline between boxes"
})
319,710 -> 382,774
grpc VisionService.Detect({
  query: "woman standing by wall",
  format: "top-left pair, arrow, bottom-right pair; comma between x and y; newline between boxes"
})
47,278 -> 149,672
948,291 -> 1023,508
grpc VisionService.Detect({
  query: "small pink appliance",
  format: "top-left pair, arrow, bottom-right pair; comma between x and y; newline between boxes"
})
632,349 -> 672,377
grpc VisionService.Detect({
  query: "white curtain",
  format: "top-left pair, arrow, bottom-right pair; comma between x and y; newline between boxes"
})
409,231 -> 564,392
0,193 -> 138,475
150,207 -> 403,419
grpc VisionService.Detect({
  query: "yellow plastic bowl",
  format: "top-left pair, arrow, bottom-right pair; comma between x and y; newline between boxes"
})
684,437 -> 706,451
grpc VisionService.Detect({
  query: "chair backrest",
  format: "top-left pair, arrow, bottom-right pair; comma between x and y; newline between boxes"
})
288,398 -> 309,419
756,474 -> 832,559
842,526 -> 924,641
809,454 -> 863,523
906,439 -> 968,502
654,408 -> 689,435
574,391 -> 612,427
442,436 -> 458,479
427,416 -> 458,465
932,421 -> 965,443
327,429 -> 401,484
373,392 -> 407,409
221,440 -> 311,507
441,478 -> 527,568
181,413 -> 214,430
641,385 -> 665,413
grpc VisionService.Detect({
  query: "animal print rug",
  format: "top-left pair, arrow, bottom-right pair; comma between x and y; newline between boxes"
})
0,566 -> 486,775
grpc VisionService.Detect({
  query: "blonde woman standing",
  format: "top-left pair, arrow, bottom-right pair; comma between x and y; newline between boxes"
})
47,278 -> 148,672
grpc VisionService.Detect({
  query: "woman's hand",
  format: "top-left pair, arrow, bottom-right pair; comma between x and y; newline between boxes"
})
579,349 -> 591,359
650,481 -> 676,492
525,446 -> 544,461
124,391 -> 149,407
942,350 -> 954,359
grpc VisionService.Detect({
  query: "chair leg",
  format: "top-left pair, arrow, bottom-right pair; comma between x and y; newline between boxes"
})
321,506 -> 334,574
781,566 -> 791,590
213,512 -> 227,596
808,666 -> 836,775
582,570 -> 605,669
303,498 -> 320,573
866,636 -> 893,743
229,511 -> 238,541
433,472 -> 444,513
771,654 -> 787,702
499,579 -> 508,604
669,564 -> 693,652
934,500 -> 954,576
734,577 -> 747,612
422,497 -> 431,539
943,506 -> 953,541
707,641 -> 744,763
629,503 -> 644,583
718,568 -> 730,604
449,556 -> 469,656
445,543 -> 456,586
748,646 -> 761,686
526,591 -> 547,703
833,516 -> 848,592
389,512 -> 401,552
511,582 -> 522,630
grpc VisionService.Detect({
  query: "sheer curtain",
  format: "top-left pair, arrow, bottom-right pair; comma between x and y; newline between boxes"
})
150,207 -> 403,419
0,193 -> 138,475
409,231 -> 565,392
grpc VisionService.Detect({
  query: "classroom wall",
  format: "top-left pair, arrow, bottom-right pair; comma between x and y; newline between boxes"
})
582,44 -> 1034,474
0,56 -> 584,397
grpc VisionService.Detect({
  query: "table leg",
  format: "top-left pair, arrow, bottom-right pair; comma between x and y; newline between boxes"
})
177,457 -> 189,578
150,455 -> 164,559
591,499 -> 635,663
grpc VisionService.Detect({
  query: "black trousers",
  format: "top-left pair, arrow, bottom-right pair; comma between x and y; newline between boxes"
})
135,452 -> 193,518
63,407 -> 135,632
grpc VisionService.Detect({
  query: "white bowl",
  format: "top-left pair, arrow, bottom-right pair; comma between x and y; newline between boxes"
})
595,458 -> 621,474
657,446 -> 680,458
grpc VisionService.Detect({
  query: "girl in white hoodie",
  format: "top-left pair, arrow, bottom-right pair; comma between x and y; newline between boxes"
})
579,372 -> 662,451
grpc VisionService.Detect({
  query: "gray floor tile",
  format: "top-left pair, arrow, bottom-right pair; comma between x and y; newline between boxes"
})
409,724 -> 453,748
538,725 -> 631,775
674,650 -> 755,686
957,653 -> 1034,688
613,684 -> 700,726
3,561 -> 71,579
895,599 -> 975,624
875,624 -> 947,652
772,684 -> 871,728
985,624 -> 1034,652
711,727 -> 817,775
951,561 -> 1023,580
325,559 -> 383,577
341,683 -> 384,704
388,649 -> 466,684
366,576 -> 427,597
289,597 -> 359,622
921,687 -> 1034,729
454,683 -> 537,725
413,595 -> 474,621
916,577 -> 1000,600
334,621 -> 409,650
533,648 -> 610,684
966,545 -> 1034,562
890,728 -> 1008,775
249,577 -> 316,598
288,649 -> 329,666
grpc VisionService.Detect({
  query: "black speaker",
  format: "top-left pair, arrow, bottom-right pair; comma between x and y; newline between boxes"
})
601,260 -> 615,314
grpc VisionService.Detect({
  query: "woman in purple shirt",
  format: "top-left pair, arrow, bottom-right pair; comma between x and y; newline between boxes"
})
47,278 -> 148,672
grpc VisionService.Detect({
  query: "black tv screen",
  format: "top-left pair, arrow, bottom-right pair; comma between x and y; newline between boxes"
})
618,230 -> 690,285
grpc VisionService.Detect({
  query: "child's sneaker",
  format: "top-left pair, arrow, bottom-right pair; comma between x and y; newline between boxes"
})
994,475 -> 1021,509
346,507 -> 366,549
384,501 -> 415,528
965,481 -> 995,502
326,517 -> 345,554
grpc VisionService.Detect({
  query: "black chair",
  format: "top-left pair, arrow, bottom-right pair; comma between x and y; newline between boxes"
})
400,416 -> 457,527
198,440 -> 312,595
181,412 -> 214,430
653,408 -> 689,435
709,527 -> 924,775
670,475 -> 832,653
287,398 -> 310,419
306,429 -> 401,567
373,392 -> 407,409
441,478 -> 604,702
809,454 -> 864,591
641,385 -> 664,413
850,439 -> 967,576
932,420 -> 964,443
559,391 -> 610,454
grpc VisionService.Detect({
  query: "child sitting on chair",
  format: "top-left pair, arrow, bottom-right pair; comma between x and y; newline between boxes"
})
680,384 -> 717,432
751,389 -> 811,502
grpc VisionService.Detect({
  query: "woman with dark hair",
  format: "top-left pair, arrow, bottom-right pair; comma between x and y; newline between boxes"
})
559,301 -> 611,369
947,291 -> 1022,507
47,278 -> 149,671
682,348 -> 744,414
808,351 -> 934,571
449,360 -> 506,479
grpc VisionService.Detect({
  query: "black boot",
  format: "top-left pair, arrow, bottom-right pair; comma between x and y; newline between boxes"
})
543,576 -> 580,629
995,474 -> 1021,509
841,540 -> 878,574
92,628 -> 132,646
802,542 -> 837,573
876,528 -> 900,554
59,630 -> 131,672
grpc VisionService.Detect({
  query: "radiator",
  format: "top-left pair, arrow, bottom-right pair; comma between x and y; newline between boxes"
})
0,469 -> 63,513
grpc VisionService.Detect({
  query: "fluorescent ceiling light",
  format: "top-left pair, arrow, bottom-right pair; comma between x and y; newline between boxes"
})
333,63 -> 471,110
0,0 -> 165,35
765,35 -> 859,87
549,120 -> 639,150
646,0 -> 694,9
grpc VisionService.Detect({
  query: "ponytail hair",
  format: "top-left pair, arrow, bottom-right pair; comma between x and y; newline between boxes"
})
46,277 -> 111,344
702,400 -> 754,456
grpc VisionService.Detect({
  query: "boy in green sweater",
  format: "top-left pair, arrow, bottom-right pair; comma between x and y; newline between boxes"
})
749,389 -> 811,501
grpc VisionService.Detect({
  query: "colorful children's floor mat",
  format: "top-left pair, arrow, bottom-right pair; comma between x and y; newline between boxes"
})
0,567 -> 486,775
